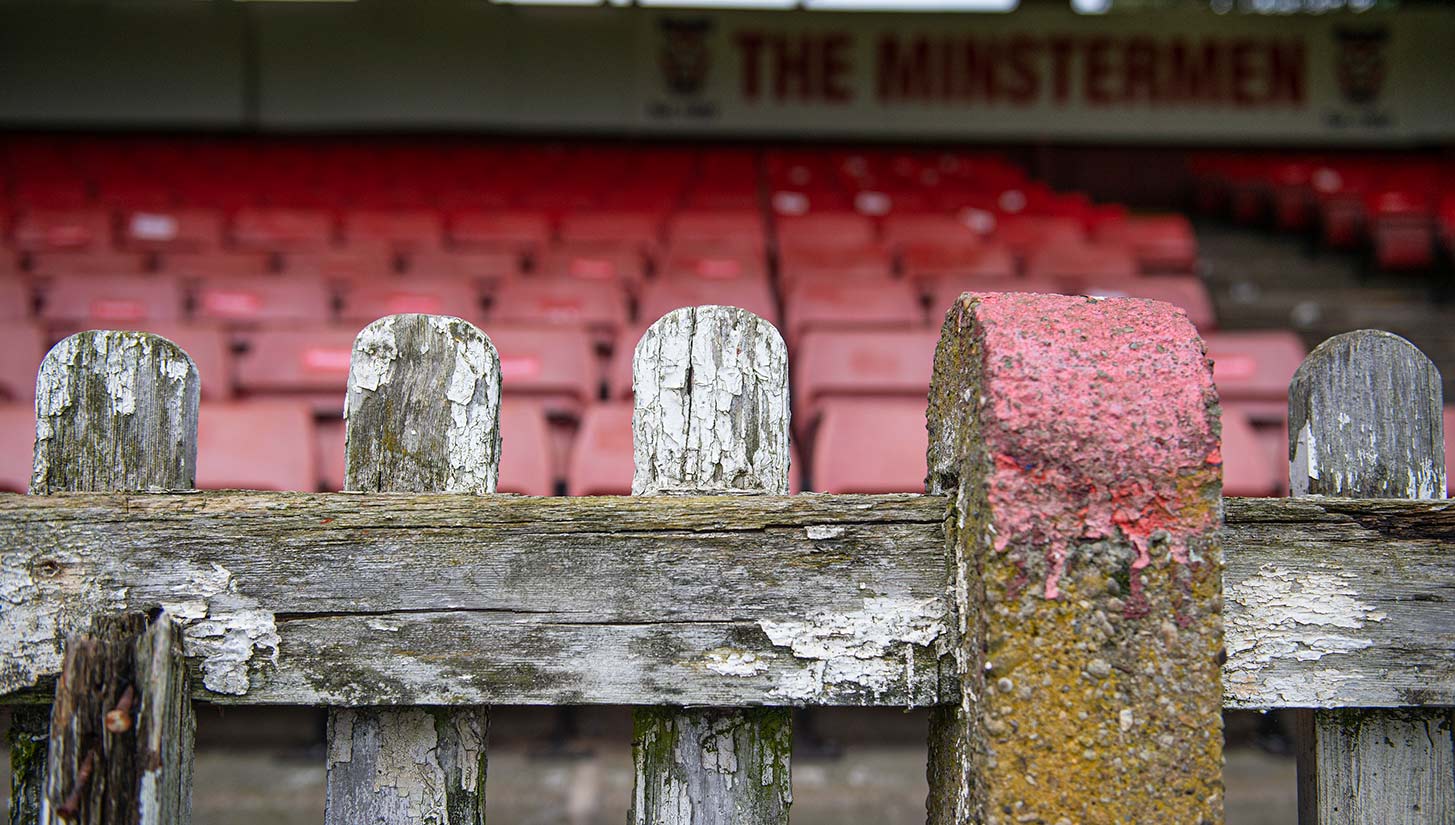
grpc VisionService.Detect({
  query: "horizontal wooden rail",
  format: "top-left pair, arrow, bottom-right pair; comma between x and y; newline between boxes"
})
2,491 -> 1452,709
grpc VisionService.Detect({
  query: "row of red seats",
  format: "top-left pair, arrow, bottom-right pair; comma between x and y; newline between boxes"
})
0,207 -> 1196,278
0,319 -> 1320,498
8,387 -> 1378,499
1190,152 -> 1454,272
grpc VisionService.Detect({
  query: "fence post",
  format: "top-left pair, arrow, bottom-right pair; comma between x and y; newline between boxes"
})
924,293 -> 1225,825
629,306 -> 792,825
26,330 -> 199,825
1289,329 -> 1454,825
323,314 -> 498,825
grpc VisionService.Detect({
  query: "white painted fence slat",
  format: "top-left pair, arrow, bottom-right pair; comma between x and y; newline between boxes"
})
29,331 -> 199,825
323,315 -> 498,825
1289,329 -> 1455,825
629,306 -> 793,825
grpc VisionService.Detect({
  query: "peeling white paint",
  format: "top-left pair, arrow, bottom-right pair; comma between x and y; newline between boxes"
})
1225,563 -> 1386,698
440,322 -> 501,495
1291,422 -> 1316,496
348,320 -> 399,395
632,307 -> 789,496
758,596 -> 947,701
705,649 -> 769,677
162,562 -> 280,695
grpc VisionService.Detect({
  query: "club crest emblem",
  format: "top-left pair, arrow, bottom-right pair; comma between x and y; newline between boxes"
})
659,18 -> 713,97
1334,26 -> 1388,106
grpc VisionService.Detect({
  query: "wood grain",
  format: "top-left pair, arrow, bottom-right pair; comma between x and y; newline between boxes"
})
1,493 -> 1452,708
1288,329 -> 1454,825
629,307 -> 793,825
21,331 -> 198,825
325,315 -> 495,825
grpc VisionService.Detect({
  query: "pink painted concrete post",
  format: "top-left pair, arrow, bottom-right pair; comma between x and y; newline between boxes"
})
925,293 -> 1224,825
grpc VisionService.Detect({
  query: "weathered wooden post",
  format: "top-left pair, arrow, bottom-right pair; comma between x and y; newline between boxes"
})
924,293 -> 1225,825
25,330 -> 199,825
1288,329 -> 1454,825
323,315 -> 499,825
629,306 -> 793,825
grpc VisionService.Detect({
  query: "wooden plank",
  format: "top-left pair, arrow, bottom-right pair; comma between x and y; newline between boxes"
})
20,331 -> 199,825
1288,329 -> 1455,825
2,492 -> 1454,708
629,307 -> 792,825
1222,497 -> 1455,708
0,492 -> 947,706
324,315 -> 494,825
924,294 -> 1224,825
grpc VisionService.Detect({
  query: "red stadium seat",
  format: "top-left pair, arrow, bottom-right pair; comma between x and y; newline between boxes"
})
1367,190 -> 1435,271
905,244 -> 1017,285
659,248 -> 769,282
232,208 -> 336,252
498,399 -> 557,496
794,329 -> 939,431
343,209 -> 444,252
0,323 -> 46,401
993,215 -> 1084,265
449,210 -> 552,254
1080,278 -> 1216,331
881,214 -> 982,253
1,277 -> 33,320
811,399 -> 927,493
12,209 -> 113,252
605,324 -> 647,399
558,211 -> 662,254
193,276 -> 334,325
234,326 -> 357,408
665,210 -> 766,253
534,245 -> 645,289
197,401 -> 317,491
406,250 -> 521,282
316,417 -> 346,492
29,251 -> 150,278
566,402 -> 634,496
1024,242 -> 1139,288
159,251 -> 273,278
489,278 -> 629,335
1094,215 -> 1198,274
42,275 -> 185,324
122,209 -> 224,252
338,279 -> 483,324
488,323 -> 598,418
778,245 -> 894,288
283,250 -> 395,282
1221,404 -> 1279,497
778,212 -> 877,251
783,281 -> 923,344
0,404 -> 36,493
1204,331 -> 1305,420
637,280 -> 778,330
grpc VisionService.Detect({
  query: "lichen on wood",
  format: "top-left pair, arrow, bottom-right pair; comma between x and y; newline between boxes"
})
16,330 -> 198,825
630,306 -> 792,825
325,314 -> 496,825
1289,329 -> 1454,825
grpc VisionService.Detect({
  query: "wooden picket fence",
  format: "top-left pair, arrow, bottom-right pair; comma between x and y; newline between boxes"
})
2,296 -> 1452,825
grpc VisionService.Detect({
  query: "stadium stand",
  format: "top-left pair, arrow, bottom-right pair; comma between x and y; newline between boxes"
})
0,135 -> 1338,499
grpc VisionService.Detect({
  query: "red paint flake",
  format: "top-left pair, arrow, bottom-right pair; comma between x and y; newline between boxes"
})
966,293 -> 1218,603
